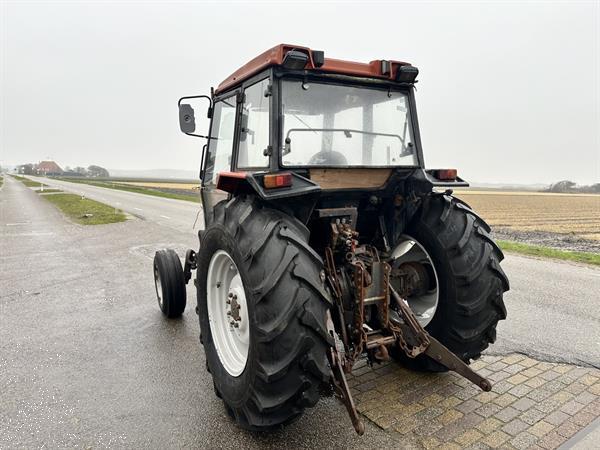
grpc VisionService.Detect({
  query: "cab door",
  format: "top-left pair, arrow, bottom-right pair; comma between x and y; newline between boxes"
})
201,94 -> 238,227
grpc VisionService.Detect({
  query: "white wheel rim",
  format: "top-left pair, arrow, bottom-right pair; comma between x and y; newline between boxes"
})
390,235 -> 439,327
207,250 -> 249,377
154,266 -> 163,308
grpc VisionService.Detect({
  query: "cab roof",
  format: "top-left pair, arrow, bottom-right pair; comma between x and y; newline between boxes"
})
215,44 -> 413,95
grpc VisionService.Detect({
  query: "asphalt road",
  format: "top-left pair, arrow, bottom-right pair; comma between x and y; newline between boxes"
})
32,175 -> 204,234
2,175 -> 599,447
1,176 -> 399,448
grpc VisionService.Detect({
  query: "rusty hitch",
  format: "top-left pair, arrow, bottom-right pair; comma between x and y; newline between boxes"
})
389,285 -> 492,392
425,336 -> 492,391
325,311 -> 365,435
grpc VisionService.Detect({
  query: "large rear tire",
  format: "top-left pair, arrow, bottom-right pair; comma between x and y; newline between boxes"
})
196,196 -> 332,431
394,193 -> 509,371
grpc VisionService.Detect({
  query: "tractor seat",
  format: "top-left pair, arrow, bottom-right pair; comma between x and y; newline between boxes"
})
308,150 -> 348,166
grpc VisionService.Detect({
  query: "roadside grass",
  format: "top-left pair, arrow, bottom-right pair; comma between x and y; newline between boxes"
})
22,179 -> 48,188
11,175 -> 48,188
43,193 -> 127,225
56,177 -> 201,203
36,189 -> 62,194
498,240 -> 600,267
0,176 -> 3,188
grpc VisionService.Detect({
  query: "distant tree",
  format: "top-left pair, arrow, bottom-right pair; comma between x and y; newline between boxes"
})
74,166 -> 88,176
548,180 -> 576,193
588,183 -> 600,194
87,165 -> 110,178
64,166 -> 72,172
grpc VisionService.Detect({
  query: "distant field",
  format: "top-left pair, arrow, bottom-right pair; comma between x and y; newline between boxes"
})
119,181 -> 199,190
54,177 -> 200,203
455,190 -> 600,241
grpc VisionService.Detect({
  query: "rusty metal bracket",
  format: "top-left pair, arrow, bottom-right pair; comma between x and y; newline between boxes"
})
389,285 -> 492,392
325,311 -> 365,435
425,337 -> 492,391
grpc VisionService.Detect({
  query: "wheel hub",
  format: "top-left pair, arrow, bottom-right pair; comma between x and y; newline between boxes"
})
390,235 -> 439,327
228,292 -> 242,323
207,250 -> 249,377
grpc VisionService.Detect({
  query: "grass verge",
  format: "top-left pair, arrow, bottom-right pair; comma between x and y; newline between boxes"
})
36,189 -> 62,194
56,177 -> 200,203
22,179 -> 48,188
43,193 -> 127,225
12,175 -> 48,188
0,176 -> 3,188
497,240 -> 600,267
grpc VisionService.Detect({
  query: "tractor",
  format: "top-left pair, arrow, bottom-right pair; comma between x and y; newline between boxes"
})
153,44 -> 509,435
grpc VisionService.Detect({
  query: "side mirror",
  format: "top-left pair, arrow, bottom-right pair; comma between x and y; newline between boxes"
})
179,104 -> 196,133
178,94 -> 212,138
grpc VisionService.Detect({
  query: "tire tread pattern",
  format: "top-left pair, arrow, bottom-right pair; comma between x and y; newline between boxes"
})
154,249 -> 186,318
402,193 -> 509,369
200,196 -> 331,431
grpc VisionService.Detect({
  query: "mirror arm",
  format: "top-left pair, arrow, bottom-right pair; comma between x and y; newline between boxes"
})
178,94 -> 212,109
199,143 -> 208,181
178,94 -> 214,119
185,132 -> 211,139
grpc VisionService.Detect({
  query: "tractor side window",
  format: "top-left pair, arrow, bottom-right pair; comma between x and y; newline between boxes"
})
237,78 -> 270,169
204,97 -> 236,186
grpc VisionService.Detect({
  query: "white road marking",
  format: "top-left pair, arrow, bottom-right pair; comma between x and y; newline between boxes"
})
160,215 -> 171,220
6,222 -> 30,226
134,207 -> 143,211
5,232 -> 55,237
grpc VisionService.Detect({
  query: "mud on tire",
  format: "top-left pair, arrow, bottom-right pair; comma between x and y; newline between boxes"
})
395,193 -> 509,371
196,196 -> 332,430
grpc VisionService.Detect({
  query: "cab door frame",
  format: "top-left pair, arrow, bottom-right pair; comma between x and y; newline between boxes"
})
200,88 -> 242,228
200,68 -> 274,228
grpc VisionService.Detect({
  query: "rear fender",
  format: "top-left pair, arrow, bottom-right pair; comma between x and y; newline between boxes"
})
216,171 -> 321,224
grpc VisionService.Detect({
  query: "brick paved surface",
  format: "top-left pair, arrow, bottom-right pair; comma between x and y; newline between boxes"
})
347,354 -> 600,449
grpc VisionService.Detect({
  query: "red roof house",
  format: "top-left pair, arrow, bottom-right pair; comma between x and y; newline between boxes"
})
35,161 -> 63,175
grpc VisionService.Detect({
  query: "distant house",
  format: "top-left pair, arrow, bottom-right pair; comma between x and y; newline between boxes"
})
35,161 -> 63,176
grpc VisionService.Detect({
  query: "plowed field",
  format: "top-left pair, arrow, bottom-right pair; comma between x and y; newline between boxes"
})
455,190 -> 600,241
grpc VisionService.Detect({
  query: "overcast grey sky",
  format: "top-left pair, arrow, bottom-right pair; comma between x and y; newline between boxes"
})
1,0 -> 598,184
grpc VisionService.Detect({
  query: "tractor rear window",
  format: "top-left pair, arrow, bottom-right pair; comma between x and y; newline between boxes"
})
281,80 -> 418,167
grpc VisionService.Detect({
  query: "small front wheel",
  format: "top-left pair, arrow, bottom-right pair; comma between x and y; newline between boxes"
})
154,249 -> 186,318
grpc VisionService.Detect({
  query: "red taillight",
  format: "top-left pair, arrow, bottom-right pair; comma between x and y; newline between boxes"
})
217,171 -> 247,192
435,169 -> 458,181
263,172 -> 292,189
